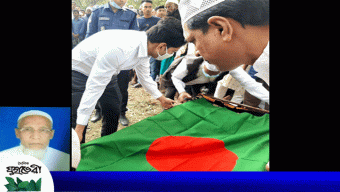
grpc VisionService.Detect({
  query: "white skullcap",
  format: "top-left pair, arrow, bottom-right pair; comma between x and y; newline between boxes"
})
203,61 -> 220,72
178,0 -> 225,27
86,7 -> 92,11
18,110 -> 53,126
165,0 -> 179,5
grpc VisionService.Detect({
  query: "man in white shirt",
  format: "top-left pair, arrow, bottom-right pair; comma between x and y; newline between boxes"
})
178,0 -> 269,170
168,56 -> 269,104
0,110 -> 70,171
72,17 -> 186,143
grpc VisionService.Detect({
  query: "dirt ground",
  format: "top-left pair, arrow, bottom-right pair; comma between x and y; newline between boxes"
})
84,76 -> 245,143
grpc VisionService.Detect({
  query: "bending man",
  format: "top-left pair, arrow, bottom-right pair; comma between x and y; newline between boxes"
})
72,17 -> 186,143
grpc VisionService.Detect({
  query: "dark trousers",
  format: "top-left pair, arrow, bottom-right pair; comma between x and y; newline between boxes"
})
117,70 -> 131,115
149,58 -> 161,81
71,71 -> 122,143
94,70 -> 130,116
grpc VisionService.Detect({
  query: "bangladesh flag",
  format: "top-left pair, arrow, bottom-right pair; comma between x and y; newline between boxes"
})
77,98 -> 269,171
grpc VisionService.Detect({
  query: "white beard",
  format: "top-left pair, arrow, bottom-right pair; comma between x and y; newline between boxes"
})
20,144 -> 48,160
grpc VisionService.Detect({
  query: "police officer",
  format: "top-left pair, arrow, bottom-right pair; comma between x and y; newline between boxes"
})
86,0 -> 138,37
85,0 -> 139,130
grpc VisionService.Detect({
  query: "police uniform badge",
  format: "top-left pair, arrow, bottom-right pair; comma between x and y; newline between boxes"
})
101,26 -> 105,31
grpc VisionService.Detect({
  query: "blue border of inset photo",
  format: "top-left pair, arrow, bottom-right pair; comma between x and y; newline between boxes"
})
0,107 -> 70,154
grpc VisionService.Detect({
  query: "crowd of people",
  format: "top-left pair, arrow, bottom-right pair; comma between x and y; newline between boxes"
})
72,0 -> 269,170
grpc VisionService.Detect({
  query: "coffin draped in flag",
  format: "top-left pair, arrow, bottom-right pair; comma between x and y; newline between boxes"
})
77,98 -> 269,171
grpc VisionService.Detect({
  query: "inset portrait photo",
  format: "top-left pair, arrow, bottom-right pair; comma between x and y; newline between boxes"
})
0,107 -> 70,171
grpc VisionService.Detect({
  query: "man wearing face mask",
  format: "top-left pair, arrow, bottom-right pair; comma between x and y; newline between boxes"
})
72,17 -> 186,143
85,0 -> 139,127
162,55 -> 228,102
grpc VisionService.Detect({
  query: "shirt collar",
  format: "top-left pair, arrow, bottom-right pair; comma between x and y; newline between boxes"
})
104,3 -> 127,11
138,32 -> 148,58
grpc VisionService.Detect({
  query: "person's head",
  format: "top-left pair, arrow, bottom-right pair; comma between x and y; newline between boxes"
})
72,2 -> 77,10
80,9 -> 85,17
146,17 -> 186,60
73,9 -> 80,19
165,0 -> 178,15
15,110 -> 54,151
85,7 -> 92,17
179,0 -> 269,71
111,0 -> 127,8
155,5 -> 166,18
141,1 -> 153,18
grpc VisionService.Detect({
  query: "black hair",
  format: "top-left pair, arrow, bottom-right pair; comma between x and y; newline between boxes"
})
155,5 -> 165,11
73,9 -> 79,14
141,0 -> 153,4
146,17 -> 186,48
186,0 -> 269,34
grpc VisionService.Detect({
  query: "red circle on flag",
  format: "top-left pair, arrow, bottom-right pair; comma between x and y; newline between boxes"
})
146,136 -> 238,171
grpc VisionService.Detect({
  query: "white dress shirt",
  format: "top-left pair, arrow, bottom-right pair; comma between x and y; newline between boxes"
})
1,145 -> 70,171
253,42 -> 269,86
171,57 -> 269,104
72,30 -> 162,125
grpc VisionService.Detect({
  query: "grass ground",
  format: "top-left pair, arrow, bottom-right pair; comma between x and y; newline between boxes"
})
85,84 -> 167,143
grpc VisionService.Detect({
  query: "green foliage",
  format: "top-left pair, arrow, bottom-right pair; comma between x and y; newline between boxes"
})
4,177 -> 42,191
127,0 -> 168,9
73,0 -> 107,9
72,0 -> 170,10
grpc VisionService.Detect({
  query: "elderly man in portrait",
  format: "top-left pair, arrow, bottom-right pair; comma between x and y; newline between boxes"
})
0,110 -> 70,171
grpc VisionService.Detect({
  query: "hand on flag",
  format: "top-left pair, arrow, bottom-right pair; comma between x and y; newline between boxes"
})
157,95 -> 175,109
266,162 -> 269,171
75,124 -> 86,143
178,92 -> 192,103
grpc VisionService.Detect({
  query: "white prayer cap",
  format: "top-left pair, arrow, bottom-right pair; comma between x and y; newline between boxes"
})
86,7 -> 92,11
178,0 -> 225,27
165,0 -> 179,5
18,110 -> 53,126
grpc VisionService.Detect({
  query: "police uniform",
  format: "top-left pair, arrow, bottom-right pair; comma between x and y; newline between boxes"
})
86,3 -> 139,38
84,3 -> 139,134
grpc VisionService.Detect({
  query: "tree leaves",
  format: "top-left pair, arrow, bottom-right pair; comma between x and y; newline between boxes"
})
4,177 -> 42,191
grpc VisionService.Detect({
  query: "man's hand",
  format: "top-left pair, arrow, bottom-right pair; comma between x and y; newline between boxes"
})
157,95 -> 175,109
266,162 -> 269,171
75,124 -> 86,143
178,92 -> 192,103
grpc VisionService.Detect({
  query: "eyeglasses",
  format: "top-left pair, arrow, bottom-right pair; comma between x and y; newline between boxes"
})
18,127 -> 53,135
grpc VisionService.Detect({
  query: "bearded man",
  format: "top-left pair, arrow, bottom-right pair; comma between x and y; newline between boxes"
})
0,110 -> 70,171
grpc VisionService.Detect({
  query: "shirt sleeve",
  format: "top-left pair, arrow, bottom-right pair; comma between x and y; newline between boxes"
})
85,10 -> 98,38
76,47 -> 121,125
171,59 -> 189,94
229,66 -> 269,104
134,58 -> 162,99
79,19 -> 87,39
130,13 -> 139,30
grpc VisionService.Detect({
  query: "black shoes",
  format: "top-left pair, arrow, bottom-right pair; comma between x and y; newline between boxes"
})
119,114 -> 129,126
91,109 -> 129,126
91,109 -> 102,123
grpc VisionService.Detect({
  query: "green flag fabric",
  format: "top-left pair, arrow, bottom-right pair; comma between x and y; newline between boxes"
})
77,98 -> 269,171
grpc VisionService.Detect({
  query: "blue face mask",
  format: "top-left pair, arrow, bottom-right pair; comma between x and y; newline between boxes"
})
202,67 -> 220,78
110,1 -> 123,9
